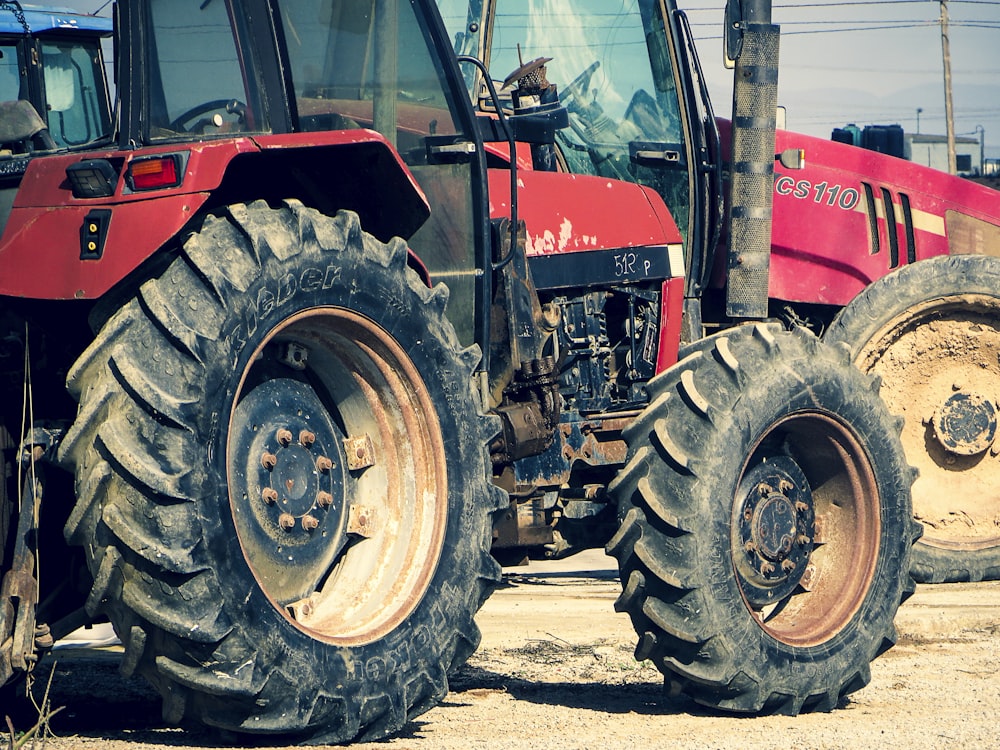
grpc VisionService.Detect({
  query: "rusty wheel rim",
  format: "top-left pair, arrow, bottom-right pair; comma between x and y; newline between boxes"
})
228,307 -> 447,646
731,412 -> 880,647
857,295 -> 1000,552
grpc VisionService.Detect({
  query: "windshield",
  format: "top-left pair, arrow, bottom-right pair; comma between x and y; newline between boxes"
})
440,0 -> 693,244
440,0 -> 684,169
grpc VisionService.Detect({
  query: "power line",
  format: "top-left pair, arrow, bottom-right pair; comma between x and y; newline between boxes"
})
693,22 -> 935,39
776,0 -> 1000,7
791,63 -> 1000,74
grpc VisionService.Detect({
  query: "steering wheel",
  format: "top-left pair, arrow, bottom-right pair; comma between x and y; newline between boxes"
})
168,99 -> 247,133
560,60 -> 601,112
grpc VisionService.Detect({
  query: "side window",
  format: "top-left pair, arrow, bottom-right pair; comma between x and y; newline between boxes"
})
40,41 -> 111,147
280,0 -> 461,146
146,0 -> 258,139
437,0 -> 485,94
279,0 -> 480,344
0,42 -> 22,102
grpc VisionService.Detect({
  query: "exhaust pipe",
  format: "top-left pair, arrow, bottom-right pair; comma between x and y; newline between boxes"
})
724,0 -> 779,319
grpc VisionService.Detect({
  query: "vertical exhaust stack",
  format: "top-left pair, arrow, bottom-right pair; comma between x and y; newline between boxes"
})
724,0 -> 779,319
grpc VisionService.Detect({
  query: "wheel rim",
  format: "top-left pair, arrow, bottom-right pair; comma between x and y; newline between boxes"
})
731,412 -> 880,647
857,295 -> 1000,552
228,306 -> 448,646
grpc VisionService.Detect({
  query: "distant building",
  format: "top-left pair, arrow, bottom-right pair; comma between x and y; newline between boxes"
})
906,133 -> 983,177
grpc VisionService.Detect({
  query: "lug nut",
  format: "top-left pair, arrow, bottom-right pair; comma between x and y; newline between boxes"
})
795,500 -> 809,513
317,491 -> 333,509
276,428 -> 293,446
261,452 -> 277,470
261,487 -> 278,505
302,515 -> 320,531
300,430 -> 316,447
278,513 -> 296,530
760,561 -> 775,575
781,559 -> 796,573
316,455 -> 333,472
778,479 -> 794,494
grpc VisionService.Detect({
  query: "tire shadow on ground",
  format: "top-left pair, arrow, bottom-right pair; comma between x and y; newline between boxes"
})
449,663 -> 696,716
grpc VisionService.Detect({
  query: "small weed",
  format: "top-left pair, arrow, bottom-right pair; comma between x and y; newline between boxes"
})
4,665 -> 64,750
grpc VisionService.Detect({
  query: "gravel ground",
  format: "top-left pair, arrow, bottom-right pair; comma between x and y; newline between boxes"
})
5,550 -> 1000,750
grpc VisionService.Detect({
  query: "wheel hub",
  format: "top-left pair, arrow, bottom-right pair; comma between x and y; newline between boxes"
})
932,390 -> 998,456
229,377 -> 349,605
734,455 -> 815,607
752,494 -> 797,560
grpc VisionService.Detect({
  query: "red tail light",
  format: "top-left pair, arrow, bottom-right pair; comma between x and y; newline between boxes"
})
127,156 -> 181,191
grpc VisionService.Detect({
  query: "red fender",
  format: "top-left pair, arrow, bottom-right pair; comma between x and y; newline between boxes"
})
0,131 -> 428,300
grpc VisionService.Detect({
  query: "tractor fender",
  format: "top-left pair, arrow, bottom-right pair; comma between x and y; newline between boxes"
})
0,131 -> 429,300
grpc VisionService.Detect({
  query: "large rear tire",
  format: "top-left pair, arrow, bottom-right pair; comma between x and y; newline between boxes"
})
826,254 -> 1000,583
608,324 -> 917,714
57,200 -> 503,742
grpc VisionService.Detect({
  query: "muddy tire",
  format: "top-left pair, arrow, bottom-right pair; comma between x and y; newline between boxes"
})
56,200 -> 503,742
608,324 -> 917,714
826,254 -> 1000,583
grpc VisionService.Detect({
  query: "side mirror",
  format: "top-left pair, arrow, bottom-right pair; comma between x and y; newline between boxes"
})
723,0 -> 743,69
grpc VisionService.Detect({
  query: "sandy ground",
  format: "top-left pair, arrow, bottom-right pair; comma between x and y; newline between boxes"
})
6,549 -> 1000,749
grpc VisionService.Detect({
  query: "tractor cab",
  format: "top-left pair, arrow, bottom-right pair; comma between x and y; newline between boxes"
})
0,4 -> 112,236
0,4 -> 112,152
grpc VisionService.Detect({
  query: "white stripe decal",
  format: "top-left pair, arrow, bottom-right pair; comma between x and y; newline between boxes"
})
911,206 -> 946,237
853,195 -> 946,237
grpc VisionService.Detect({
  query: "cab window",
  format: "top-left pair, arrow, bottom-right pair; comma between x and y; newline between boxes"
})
40,40 -> 111,147
146,0 -> 259,139
278,0 -> 481,343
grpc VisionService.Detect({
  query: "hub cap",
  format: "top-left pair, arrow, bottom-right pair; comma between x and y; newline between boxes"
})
230,378 -> 348,605
734,456 -> 815,607
932,390 -> 997,456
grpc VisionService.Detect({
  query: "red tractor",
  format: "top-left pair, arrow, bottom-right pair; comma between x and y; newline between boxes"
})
444,0 -> 1000,585
0,0 -> 921,742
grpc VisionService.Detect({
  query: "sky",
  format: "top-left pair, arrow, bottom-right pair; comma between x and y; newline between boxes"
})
43,0 -> 1000,158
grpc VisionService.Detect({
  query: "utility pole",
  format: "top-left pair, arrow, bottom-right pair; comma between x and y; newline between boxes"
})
940,0 -> 956,174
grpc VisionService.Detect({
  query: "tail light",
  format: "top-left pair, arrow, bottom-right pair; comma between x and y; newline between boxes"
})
127,155 -> 182,191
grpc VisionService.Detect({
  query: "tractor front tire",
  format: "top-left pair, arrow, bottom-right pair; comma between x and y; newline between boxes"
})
57,200 -> 502,743
826,254 -> 1000,583
608,324 -> 918,714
